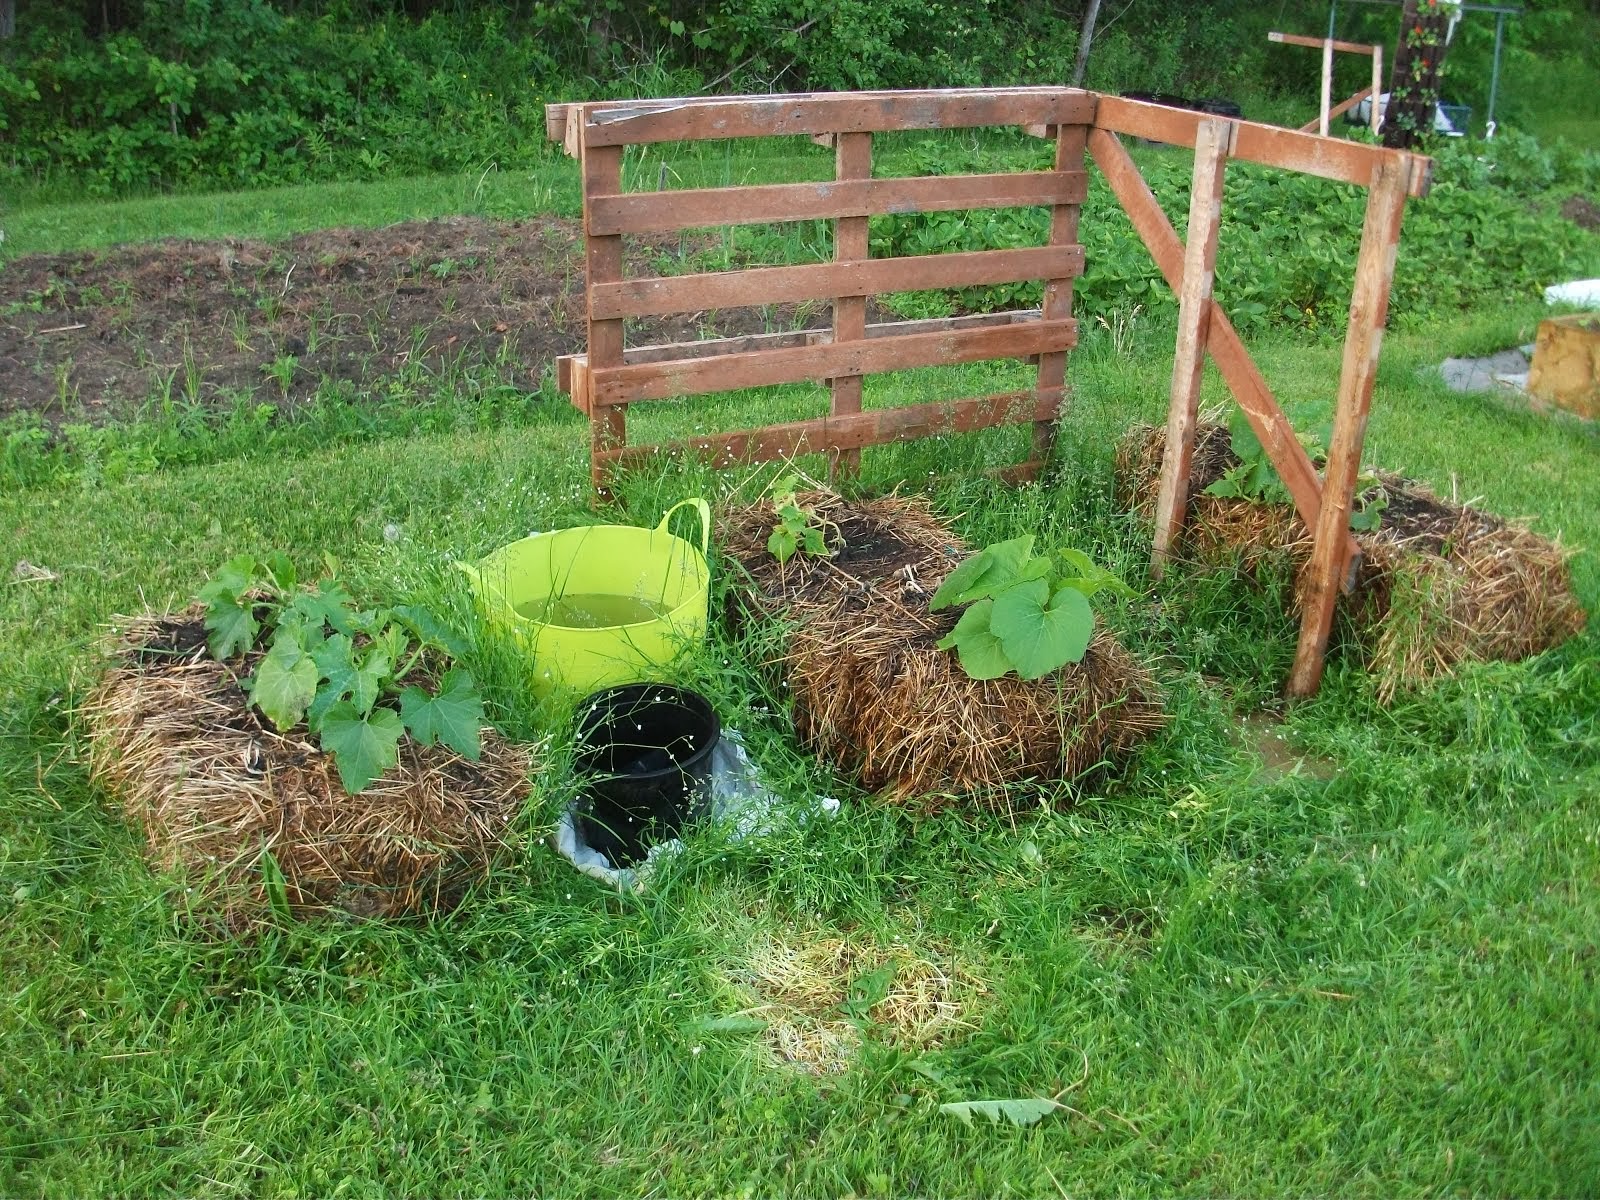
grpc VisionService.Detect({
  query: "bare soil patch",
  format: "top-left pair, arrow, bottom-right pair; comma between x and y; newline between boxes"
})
0,216 -> 831,423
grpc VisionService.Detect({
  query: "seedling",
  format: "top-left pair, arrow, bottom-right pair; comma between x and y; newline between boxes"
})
199,553 -> 482,793
1204,408 -> 1387,530
931,535 -> 1133,681
765,474 -> 834,564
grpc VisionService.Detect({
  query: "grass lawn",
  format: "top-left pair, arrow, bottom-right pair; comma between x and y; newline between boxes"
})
2,166 -> 1598,1195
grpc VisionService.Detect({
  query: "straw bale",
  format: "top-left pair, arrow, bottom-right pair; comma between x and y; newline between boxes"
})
84,609 -> 535,926
721,493 -> 1164,810
1116,422 -> 1588,698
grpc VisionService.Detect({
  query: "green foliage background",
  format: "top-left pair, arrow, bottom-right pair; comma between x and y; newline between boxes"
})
4,0 -> 1597,196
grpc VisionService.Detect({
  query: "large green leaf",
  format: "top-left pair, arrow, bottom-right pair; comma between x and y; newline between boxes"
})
929,535 -> 1037,611
934,599 -> 1011,680
939,1097 -> 1066,1127
399,668 -> 483,760
308,633 -> 357,729
989,579 -> 1094,680
250,636 -> 318,731
351,646 -> 391,716
197,554 -> 259,606
283,578 -> 359,635
319,703 -> 404,793
203,597 -> 257,660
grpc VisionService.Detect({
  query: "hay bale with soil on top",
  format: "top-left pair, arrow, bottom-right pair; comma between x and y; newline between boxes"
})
1115,422 -> 1588,699
721,493 -> 1163,809
85,609 -> 535,926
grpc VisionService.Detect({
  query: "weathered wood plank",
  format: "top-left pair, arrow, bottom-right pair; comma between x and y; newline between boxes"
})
1088,126 -> 1361,561
832,131 -> 872,476
587,171 -> 1088,235
1032,123 -> 1085,466
1289,156 -> 1412,698
547,89 -> 1096,148
1298,86 -> 1375,134
1093,95 -> 1432,197
583,140 -> 625,493
1269,31 -> 1379,55
1151,118 -> 1233,575
589,245 -> 1084,319
598,389 -> 1062,468
591,319 -> 1078,405
552,311 -> 1047,386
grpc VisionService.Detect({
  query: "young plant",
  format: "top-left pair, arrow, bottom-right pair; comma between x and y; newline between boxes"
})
1204,408 -> 1388,530
199,554 -> 483,793
766,474 -> 833,564
930,535 -> 1133,681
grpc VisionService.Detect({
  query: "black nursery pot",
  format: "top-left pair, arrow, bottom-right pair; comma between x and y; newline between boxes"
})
572,684 -> 721,867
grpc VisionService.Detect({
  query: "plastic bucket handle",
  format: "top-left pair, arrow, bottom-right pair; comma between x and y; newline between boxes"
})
658,498 -> 711,557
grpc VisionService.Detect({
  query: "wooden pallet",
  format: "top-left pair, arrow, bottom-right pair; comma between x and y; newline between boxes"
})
545,88 -> 1431,698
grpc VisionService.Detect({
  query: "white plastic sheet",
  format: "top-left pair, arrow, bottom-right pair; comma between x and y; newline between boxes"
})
553,728 -> 839,891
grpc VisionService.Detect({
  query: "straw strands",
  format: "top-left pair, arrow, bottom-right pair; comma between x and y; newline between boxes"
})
1116,423 -> 1588,701
84,609 -> 535,926
721,492 -> 1163,809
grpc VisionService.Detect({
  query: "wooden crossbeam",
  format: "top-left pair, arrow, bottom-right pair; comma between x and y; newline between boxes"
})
597,389 -> 1062,469
589,246 -> 1083,320
1151,118 -> 1234,575
589,319 -> 1078,406
586,172 -> 1088,235
1094,96 -> 1429,197
1288,156 -> 1413,697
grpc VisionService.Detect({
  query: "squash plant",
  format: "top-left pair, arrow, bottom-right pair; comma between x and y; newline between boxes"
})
930,536 -> 1132,681
766,474 -> 835,564
199,553 -> 485,793
1204,408 -> 1388,531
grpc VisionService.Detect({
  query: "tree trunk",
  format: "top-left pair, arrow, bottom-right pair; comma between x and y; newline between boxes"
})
0,0 -> 16,40
1383,0 -> 1454,149
1070,0 -> 1103,88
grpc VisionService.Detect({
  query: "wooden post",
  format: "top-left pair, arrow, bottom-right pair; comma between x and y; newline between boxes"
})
1033,122 -> 1087,471
581,114 -> 626,500
1371,44 -> 1384,135
1320,37 -> 1334,136
1151,118 -> 1232,575
831,131 -> 872,477
1288,156 -> 1411,697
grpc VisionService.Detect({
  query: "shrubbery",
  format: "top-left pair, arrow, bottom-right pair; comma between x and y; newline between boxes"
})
867,129 -> 1600,334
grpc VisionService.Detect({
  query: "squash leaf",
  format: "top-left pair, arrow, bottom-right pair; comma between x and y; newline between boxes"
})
399,668 -> 484,760
319,703 -> 404,793
989,579 -> 1093,680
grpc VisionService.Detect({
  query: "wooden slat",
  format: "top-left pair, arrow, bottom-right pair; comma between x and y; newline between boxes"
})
1299,87 -> 1375,134
1093,96 -> 1432,198
588,171 -> 1088,235
548,89 -> 1096,148
1151,118 -> 1233,576
592,319 -> 1078,406
590,245 -> 1084,320
599,389 -> 1062,468
1032,123 -> 1086,465
1088,126 -> 1361,562
1269,31 -> 1379,55
832,131 -> 872,476
552,311 -> 1047,386
583,138 -> 625,493
1289,156 -> 1412,698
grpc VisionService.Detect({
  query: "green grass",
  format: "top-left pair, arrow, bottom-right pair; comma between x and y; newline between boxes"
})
3,298 -> 1597,1194
0,166 -> 581,259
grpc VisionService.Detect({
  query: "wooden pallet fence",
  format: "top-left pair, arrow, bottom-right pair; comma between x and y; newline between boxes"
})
549,88 -> 1095,490
547,88 -> 1430,699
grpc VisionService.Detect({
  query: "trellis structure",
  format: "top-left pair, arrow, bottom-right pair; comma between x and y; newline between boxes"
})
545,89 -> 1431,697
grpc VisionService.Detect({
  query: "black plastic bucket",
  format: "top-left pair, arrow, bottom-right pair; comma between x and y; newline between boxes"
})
572,684 -> 720,867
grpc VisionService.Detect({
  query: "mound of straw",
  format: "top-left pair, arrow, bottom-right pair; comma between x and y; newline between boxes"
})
721,493 -> 1163,809
736,932 -> 984,1075
1116,422 -> 1588,700
84,610 -> 535,926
